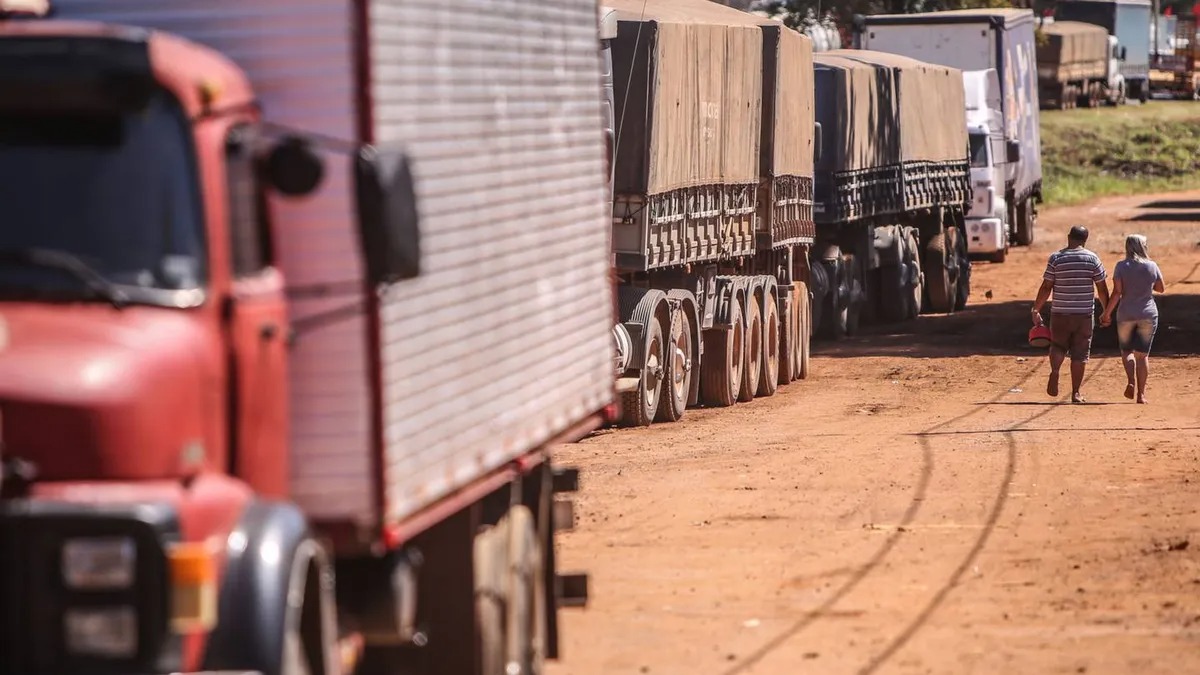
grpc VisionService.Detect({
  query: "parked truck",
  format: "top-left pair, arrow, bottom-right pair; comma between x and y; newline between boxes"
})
602,0 -> 817,425
809,50 -> 972,335
1056,0 -> 1152,102
0,1 -> 615,674
859,8 -> 1043,248
1037,20 -> 1127,108
1150,14 -> 1200,98
963,69 -> 1012,263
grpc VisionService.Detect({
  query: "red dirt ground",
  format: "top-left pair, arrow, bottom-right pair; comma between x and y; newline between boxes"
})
548,191 -> 1200,675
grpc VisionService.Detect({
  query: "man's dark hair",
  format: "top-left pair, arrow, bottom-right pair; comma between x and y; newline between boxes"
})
1068,225 -> 1089,244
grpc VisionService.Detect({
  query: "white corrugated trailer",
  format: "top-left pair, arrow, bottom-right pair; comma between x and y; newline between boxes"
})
45,0 -> 614,672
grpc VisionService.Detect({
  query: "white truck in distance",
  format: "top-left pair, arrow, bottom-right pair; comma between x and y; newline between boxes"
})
963,69 -> 1011,262
859,9 -> 1044,251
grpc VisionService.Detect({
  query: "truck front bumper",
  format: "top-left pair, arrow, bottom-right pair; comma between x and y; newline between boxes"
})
965,217 -> 1005,255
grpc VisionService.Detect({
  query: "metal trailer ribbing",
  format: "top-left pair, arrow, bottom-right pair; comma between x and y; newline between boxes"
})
41,1 -> 615,672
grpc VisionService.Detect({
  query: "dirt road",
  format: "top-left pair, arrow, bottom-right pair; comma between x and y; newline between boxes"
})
549,192 -> 1200,675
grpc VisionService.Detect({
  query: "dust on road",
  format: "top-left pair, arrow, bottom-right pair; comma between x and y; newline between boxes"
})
549,192 -> 1200,675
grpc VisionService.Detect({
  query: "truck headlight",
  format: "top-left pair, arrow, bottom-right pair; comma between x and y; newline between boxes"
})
62,537 -> 137,589
64,606 -> 139,657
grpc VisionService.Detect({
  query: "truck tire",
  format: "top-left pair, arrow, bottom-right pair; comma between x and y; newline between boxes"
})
923,232 -> 953,314
1015,198 -> 1035,247
905,230 -> 923,320
619,315 -> 664,426
701,296 -> 743,407
204,504 -> 338,675
778,289 -> 796,386
949,227 -> 971,311
475,505 -> 546,675
797,280 -> 811,380
817,258 -> 850,339
757,289 -> 780,397
878,261 -> 907,323
655,305 -> 691,423
738,293 -> 762,402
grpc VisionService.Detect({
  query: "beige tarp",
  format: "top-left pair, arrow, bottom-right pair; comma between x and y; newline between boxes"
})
1037,21 -> 1109,81
606,0 -> 775,25
771,25 -> 815,179
826,50 -> 966,165
607,0 -> 817,193
813,54 -> 898,172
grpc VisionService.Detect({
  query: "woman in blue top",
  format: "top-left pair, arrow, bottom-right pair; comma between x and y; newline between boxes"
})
1101,234 -> 1165,404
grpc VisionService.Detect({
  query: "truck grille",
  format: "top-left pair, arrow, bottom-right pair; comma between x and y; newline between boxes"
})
0,500 -> 179,675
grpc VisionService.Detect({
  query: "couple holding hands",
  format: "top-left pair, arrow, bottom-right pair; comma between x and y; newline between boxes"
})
1031,225 -> 1165,404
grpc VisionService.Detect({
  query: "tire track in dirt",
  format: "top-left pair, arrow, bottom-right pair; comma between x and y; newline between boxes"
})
725,353 -> 1119,675
721,362 -> 1043,675
857,358 -> 1115,674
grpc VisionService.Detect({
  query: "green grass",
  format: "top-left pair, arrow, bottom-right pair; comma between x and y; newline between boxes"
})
1040,101 -> 1200,206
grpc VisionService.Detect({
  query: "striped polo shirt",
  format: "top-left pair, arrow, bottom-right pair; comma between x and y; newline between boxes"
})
1044,246 -> 1106,314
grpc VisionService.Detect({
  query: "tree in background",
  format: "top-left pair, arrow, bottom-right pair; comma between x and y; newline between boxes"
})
754,0 -> 1020,30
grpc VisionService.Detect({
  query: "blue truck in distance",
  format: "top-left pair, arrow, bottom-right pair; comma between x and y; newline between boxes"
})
1055,0 -> 1153,102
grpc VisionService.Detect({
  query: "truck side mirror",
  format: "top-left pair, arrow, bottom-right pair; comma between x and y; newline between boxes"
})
1006,139 -> 1021,163
264,136 -> 325,197
813,122 -> 823,164
354,146 -> 421,285
1121,46 -> 1128,60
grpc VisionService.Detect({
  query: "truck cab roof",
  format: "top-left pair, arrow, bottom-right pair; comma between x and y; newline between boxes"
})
0,18 -> 253,116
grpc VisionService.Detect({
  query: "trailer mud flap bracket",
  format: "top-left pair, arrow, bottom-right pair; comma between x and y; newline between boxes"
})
552,467 -> 580,493
555,573 -> 589,608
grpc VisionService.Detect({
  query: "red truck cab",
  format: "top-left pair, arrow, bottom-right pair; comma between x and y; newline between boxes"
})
0,7 -> 365,675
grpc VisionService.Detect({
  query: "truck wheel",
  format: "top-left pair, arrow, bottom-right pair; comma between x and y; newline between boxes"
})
475,505 -> 546,675
990,245 -> 1008,264
757,290 -> 780,397
738,293 -> 762,402
817,259 -> 849,339
203,504 -> 337,675
905,230 -> 923,320
949,227 -> 971,311
281,540 -> 338,675
701,296 -> 743,407
778,289 -> 796,386
1139,84 -> 1149,103
878,261 -> 907,323
655,306 -> 691,423
797,281 -> 811,380
619,315 -> 665,426
923,232 -> 953,314
1015,199 -> 1035,247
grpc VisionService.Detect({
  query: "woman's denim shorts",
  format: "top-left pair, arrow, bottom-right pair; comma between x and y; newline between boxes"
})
1117,318 -> 1158,354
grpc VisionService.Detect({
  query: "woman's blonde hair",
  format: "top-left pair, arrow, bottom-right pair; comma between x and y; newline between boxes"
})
1125,234 -> 1150,261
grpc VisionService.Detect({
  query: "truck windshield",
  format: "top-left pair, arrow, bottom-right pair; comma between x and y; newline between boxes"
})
0,91 -> 205,305
969,134 -> 989,169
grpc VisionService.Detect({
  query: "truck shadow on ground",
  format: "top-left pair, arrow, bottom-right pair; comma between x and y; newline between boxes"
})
813,292 -> 1200,359
1127,212 -> 1200,222
1138,199 -> 1200,210
1128,199 -> 1200,223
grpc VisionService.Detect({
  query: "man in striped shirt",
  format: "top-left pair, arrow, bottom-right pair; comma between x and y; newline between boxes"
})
1032,225 -> 1110,403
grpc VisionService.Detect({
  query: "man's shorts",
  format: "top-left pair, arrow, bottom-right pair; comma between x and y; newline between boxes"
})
1050,313 -> 1094,362
1116,318 -> 1158,354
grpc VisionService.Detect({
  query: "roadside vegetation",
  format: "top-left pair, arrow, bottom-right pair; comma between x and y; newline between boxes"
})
1041,101 -> 1200,205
